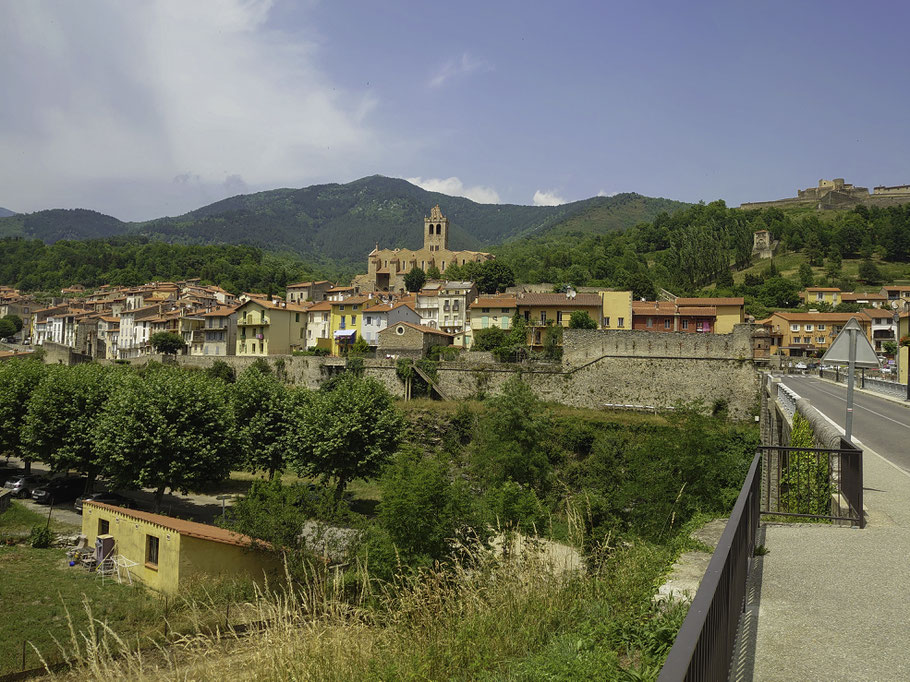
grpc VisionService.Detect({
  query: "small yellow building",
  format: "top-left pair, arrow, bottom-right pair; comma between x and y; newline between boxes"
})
464,295 -> 516,348
675,297 -> 745,334
600,291 -> 633,330
82,502 -> 279,594
759,311 -> 872,358
329,294 -> 374,354
235,299 -> 308,355
801,287 -> 842,306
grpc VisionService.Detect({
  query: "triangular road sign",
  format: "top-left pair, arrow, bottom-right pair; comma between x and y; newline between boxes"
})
821,317 -> 881,368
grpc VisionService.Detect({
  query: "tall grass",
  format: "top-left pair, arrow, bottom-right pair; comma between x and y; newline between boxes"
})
48,536 -> 683,681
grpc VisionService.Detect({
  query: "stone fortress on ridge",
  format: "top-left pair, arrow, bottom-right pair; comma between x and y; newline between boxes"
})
352,205 -> 494,293
741,178 -> 910,211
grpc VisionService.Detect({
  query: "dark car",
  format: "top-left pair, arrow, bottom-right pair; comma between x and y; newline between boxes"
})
3,474 -> 49,498
74,491 -> 134,514
31,477 -> 87,505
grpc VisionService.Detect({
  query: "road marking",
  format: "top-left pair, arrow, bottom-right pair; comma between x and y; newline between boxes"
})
783,379 -> 910,432
810,408 -> 910,480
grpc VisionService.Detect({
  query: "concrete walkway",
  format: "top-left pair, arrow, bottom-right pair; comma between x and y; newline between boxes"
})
739,403 -> 910,680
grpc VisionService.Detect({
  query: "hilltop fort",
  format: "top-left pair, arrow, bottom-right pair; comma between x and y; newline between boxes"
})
741,178 -> 910,211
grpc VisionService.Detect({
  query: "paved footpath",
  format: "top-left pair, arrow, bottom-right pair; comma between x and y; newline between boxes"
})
740,376 -> 910,682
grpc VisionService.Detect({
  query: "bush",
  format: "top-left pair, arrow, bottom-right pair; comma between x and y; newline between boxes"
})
568,311 -> 598,329
29,524 -> 52,548
483,480 -> 546,532
472,327 -> 508,352
205,360 -> 236,383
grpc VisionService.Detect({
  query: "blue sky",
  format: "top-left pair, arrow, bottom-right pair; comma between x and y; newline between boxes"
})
2,0 -> 909,219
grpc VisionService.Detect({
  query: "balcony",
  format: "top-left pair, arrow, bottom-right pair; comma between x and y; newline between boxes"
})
238,317 -> 269,327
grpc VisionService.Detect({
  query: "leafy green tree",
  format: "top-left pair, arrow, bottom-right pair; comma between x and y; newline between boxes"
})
883,341 -> 898,356
232,365 -> 289,479
94,368 -> 235,511
0,359 -> 45,471
2,314 -> 23,333
759,277 -> 801,308
350,336 -> 372,355
403,266 -> 426,292
426,265 -> 442,280
287,373 -> 403,500
0,318 -> 15,339
471,376 -> 554,490
22,364 -> 124,492
473,260 -> 516,294
471,327 -> 508,351
378,449 -> 476,562
205,359 -> 236,383
483,480 -> 546,532
804,232 -> 824,266
858,259 -> 883,284
568,311 -> 598,329
798,263 -> 814,288
825,247 -> 842,280
149,331 -> 187,355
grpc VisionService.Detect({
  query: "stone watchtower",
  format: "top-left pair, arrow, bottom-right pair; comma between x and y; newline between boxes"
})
424,204 -> 449,253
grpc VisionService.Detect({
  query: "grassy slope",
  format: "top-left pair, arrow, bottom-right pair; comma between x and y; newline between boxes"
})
734,252 -> 910,289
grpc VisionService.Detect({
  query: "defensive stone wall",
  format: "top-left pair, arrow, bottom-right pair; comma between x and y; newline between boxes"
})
42,341 -> 92,366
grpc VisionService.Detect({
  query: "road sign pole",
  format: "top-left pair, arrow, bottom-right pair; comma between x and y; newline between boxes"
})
845,328 -> 856,443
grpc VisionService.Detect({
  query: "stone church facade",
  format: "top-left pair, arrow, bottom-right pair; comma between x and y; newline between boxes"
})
353,205 -> 494,293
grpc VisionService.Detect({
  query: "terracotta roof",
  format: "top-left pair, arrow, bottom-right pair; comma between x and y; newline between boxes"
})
882,285 -> 910,292
326,286 -> 354,293
632,301 -> 676,313
238,299 -> 309,313
677,306 -> 717,316
862,308 -> 895,319
333,295 -> 373,306
380,321 -> 454,337
516,293 -> 602,307
201,305 -> 238,317
85,502 -> 262,548
287,280 -> 331,288
391,300 -> 416,312
363,303 -> 393,313
803,287 -> 842,292
841,292 -> 887,301
471,296 -> 517,309
306,301 -> 333,312
770,312 -> 870,322
674,297 -> 744,306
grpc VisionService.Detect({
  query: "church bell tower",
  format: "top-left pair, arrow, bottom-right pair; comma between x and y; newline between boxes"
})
424,204 -> 449,252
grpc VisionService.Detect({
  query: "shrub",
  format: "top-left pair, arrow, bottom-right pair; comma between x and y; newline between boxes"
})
472,327 -> 508,352
29,524 -> 52,548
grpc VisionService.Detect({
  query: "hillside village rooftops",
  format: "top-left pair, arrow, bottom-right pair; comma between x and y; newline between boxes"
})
766,312 -> 870,322
201,305 -> 238,317
305,301 -> 333,312
471,296 -> 517,308
333,295 -> 373,306
804,287 -> 842,292
674,297 -> 744,306
516,292 -> 602,307
862,308 -> 896,319
85,502 -> 262,548
287,280 -> 331,288
326,286 -> 355,293
379,321 -> 454,337
841,292 -> 888,301
238,299 -> 309,313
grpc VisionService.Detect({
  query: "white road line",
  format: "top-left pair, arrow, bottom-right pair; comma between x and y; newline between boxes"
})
784,378 -> 910,432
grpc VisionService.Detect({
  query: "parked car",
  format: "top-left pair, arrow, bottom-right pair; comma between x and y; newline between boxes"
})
74,491 -> 134,514
795,362 -> 808,370
31,477 -> 87,505
3,474 -> 49,498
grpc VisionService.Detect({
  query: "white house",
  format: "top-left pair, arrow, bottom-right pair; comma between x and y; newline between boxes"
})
361,300 -> 422,345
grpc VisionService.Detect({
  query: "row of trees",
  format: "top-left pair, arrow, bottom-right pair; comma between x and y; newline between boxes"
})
403,259 -> 516,294
0,358 -> 402,510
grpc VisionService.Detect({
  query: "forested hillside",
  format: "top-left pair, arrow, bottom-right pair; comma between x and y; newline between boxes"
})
0,237 -> 335,294
0,176 -> 686,265
0,207 -> 15,219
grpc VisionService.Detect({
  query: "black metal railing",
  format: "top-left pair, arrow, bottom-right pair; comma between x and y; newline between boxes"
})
759,440 -> 863,528
657,452 -> 761,682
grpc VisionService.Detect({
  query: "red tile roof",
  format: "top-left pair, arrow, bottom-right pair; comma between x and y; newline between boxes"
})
516,292 -> 601,307
674,297 -> 744,306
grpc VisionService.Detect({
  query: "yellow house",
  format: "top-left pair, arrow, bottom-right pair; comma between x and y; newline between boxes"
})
675,297 -> 745,334
235,299 -> 308,356
515,292 -> 603,349
760,311 -> 872,358
600,291 -> 632,330
81,502 -> 279,594
801,287 -> 842,306
464,295 -> 516,348
329,294 -> 374,355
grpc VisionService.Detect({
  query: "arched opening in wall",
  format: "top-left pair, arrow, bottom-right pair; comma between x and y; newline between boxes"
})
428,225 -> 433,236
436,224 -> 441,234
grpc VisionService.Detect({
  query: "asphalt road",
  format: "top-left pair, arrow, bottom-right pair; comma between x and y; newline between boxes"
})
778,374 -> 910,474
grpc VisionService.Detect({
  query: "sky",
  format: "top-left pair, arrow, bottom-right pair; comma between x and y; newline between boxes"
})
1,0 -> 909,220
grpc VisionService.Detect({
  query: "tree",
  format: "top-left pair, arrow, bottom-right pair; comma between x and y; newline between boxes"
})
883,341 -> 898,356
205,359 -> 236,383
471,327 -> 508,351
0,318 -> 15,339
804,233 -> 824,266
426,265 -> 441,280
0,359 -> 45,471
287,373 -> 403,500
858,260 -> 883,285
22,364 -> 123,493
2,314 -> 23,333
231,365 -> 289,479
471,376 -> 554,490
94,368 -> 235,511
150,331 -> 187,355
825,247 -> 842,280
568,311 -> 598,329
798,263 -> 814,288
473,260 -> 516,294
403,266 -> 426,292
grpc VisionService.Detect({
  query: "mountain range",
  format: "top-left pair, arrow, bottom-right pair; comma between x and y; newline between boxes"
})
0,207 -> 15,219
0,176 -> 688,265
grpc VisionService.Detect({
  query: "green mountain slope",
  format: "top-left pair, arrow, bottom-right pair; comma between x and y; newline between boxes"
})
0,176 -> 689,265
0,207 -> 15,219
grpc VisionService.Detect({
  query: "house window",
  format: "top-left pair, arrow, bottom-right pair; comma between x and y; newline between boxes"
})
817,336 -> 826,344
482,308 -> 490,313
790,324 -> 800,332
805,324 -> 814,332
501,308 -> 509,314
618,317 -> 624,328
351,315 -> 356,326
556,311 -> 563,323
396,325 -> 405,335
604,317 -> 610,327
664,319 -> 671,329
817,324 -> 826,331
816,293 -> 823,301
682,320 -> 689,330
647,318 -> 653,328
540,311 -> 547,324
295,313 -> 300,322
146,535 -> 160,568
340,305 -> 345,311
98,519 -> 110,535
366,316 -> 372,325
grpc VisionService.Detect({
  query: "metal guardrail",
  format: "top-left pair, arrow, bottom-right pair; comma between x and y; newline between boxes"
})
819,368 -> 909,401
657,452 -> 761,682
776,383 -> 798,421
759,441 -> 864,528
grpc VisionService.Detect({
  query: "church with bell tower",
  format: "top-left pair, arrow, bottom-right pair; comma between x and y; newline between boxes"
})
355,204 -> 494,293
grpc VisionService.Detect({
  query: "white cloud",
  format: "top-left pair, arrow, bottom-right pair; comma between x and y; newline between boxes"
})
0,0 -> 395,219
407,176 -> 501,204
597,189 -> 618,197
428,52 -> 490,88
532,189 -> 566,206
